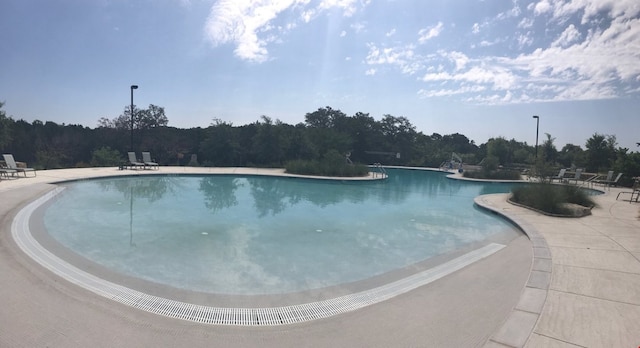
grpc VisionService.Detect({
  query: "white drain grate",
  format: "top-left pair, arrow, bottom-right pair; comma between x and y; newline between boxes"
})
12,187 -> 505,326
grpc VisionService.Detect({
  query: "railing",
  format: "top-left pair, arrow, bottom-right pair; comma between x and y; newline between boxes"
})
371,163 -> 387,179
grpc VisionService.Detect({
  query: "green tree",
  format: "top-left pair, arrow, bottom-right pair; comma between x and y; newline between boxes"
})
0,102 -> 13,150
199,119 -> 242,166
90,146 -> 122,166
541,133 -> 558,164
585,133 -> 616,172
486,137 -> 511,165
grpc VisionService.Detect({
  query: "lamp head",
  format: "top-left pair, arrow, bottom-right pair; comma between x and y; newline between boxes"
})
532,115 -> 539,119
131,85 -> 138,90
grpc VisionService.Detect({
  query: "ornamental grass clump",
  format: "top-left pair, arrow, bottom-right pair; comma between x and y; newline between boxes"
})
510,183 -> 595,216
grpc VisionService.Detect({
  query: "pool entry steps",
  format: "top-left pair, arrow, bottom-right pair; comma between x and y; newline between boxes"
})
13,190 -> 504,325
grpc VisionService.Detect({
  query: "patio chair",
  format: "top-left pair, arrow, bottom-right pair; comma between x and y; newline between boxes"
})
2,154 -> 36,177
0,168 -> 18,179
550,168 -> 566,183
568,168 -> 583,184
595,172 -> 622,187
142,152 -> 159,170
127,152 -> 146,170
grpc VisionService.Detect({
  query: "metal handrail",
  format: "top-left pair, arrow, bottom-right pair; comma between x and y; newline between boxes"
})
372,163 -> 387,179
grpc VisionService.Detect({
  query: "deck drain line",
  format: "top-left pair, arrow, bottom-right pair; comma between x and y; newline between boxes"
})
12,187 -> 505,326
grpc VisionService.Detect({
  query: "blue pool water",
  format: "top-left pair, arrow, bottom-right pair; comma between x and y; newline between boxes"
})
43,169 -> 520,295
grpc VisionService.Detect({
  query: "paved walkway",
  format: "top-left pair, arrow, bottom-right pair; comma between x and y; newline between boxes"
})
476,186 -> 640,347
0,167 -> 638,347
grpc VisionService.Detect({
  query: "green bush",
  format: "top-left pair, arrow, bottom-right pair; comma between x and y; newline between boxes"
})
463,170 -> 521,180
285,150 -> 369,177
90,146 -> 122,167
510,183 -> 595,215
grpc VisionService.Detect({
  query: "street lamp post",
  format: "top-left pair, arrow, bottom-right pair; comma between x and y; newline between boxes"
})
130,85 -> 138,151
532,115 -> 539,161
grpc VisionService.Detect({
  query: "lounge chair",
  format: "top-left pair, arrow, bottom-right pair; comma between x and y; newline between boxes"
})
127,152 -> 146,170
567,168 -> 583,184
0,168 -> 18,179
595,172 -> 622,187
2,154 -> 36,177
142,152 -> 159,170
550,168 -> 566,183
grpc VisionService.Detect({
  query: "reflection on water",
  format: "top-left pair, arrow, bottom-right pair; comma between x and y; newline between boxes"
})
44,169 -> 520,295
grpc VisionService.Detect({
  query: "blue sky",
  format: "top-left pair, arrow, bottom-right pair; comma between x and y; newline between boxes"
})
1,0 -> 639,150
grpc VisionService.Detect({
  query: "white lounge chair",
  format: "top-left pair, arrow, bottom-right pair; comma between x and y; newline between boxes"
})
0,168 -> 18,179
550,168 -> 566,183
142,152 -> 159,170
568,168 -> 583,184
2,154 -> 36,177
596,172 -> 623,187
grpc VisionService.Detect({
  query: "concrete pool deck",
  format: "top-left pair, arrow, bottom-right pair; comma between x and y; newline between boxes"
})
1,167 -> 638,347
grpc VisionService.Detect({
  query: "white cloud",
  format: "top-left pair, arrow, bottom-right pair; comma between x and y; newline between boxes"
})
518,17 -> 534,29
365,68 -> 376,75
204,0 -> 370,63
365,43 -> 423,75
421,66 -> 517,91
472,23 -> 480,34
386,28 -> 396,37
318,0 -> 371,17
551,24 -> 581,47
340,30 -> 347,37
351,22 -> 366,33
418,85 -> 486,98
418,22 -> 444,43
496,0 -> 522,20
517,32 -> 534,47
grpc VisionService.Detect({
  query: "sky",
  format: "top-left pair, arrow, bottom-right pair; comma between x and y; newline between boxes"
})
1,0 -> 639,150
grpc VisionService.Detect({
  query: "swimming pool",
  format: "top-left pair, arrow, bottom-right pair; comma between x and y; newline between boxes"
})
41,169 -> 520,296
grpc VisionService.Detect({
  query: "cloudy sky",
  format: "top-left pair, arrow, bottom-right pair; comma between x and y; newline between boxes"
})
1,0 -> 639,149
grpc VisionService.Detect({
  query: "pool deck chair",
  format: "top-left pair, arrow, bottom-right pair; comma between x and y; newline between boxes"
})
0,168 -> 18,179
550,168 -> 567,183
2,154 -> 36,177
127,152 -> 146,170
568,168 -> 583,184
142,152 -> 159,170
595,172 -> 621,188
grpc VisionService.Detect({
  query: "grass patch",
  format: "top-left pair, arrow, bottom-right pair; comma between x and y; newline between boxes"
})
510,183 -> 595,216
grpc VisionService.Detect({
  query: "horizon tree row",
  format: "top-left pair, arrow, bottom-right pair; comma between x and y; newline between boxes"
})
1,103 -> 638,185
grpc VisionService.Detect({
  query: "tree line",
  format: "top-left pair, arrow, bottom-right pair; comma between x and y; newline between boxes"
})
1,102 -> 639,186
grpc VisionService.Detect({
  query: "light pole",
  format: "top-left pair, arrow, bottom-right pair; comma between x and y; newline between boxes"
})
532,115 -> 539,161
130,85 -> 138,151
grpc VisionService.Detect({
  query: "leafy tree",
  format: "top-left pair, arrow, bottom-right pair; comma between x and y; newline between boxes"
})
199,119 -> 242,166
90,146 -> 122,166
98,104 -> 168,130
585,133 -> 616,172
486,137 -> 511,165
541,133 -> 558,164
0,102 -> 13,150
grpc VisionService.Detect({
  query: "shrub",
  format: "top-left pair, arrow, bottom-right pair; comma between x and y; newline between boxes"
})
285,150 -> 369,177
510,183 -> 595,215
463,170 -> 521,180
90,146 -> 122,167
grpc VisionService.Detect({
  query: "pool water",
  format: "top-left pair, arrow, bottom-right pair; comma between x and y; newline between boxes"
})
43,169 -> 520,295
